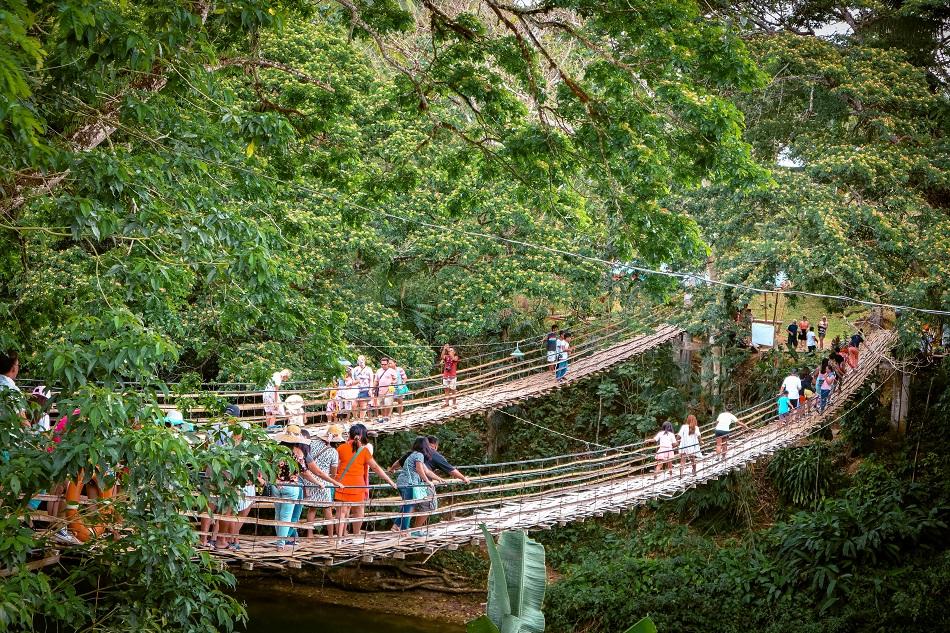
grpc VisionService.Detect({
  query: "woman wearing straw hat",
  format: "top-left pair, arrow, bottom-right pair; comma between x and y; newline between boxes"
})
272,425 -> 344,547
302,425 -> 344,537
335,423 -> 397,536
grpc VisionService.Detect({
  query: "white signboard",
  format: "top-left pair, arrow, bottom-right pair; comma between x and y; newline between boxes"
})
751,322 -> 776,347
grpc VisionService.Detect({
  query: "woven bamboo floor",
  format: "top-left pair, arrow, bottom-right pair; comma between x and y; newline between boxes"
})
205,328 -> 897,569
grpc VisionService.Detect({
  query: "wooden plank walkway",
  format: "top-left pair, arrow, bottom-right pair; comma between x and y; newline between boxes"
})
207,328 -> 896,569
304,323 -> 685,436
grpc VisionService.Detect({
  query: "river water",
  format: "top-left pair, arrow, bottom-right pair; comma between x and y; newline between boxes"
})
238,587 -> 465,633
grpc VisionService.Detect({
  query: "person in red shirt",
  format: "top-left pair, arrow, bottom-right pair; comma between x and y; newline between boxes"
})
440,345 -> 459,408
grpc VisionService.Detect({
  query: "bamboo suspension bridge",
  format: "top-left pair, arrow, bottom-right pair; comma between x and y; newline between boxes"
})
184,327 -> 895,570
27,317 -> 896,571
160,315 -> 686,435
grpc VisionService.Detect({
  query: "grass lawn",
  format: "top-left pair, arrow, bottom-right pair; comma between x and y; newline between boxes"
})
747,293 -> 868,347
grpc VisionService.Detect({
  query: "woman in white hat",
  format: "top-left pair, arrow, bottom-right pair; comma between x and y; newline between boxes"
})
284,394 -> 306,426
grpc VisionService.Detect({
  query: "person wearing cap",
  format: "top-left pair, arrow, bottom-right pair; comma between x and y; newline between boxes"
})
272,424 -> 344,547
302,425 -> 343,537
262,368 -> 292,426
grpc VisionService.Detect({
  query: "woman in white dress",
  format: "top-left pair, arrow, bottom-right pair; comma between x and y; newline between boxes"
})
650,421 -> 678,478
677,414 -> 702,477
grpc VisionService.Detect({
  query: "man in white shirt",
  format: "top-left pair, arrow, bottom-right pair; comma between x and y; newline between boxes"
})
714,410 -> 749,460
780,371 -> 803,418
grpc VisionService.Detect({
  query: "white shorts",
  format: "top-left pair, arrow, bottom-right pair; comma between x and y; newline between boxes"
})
442,377 -> 457,390
236,484 -> 256,513
547,351 -> 557,363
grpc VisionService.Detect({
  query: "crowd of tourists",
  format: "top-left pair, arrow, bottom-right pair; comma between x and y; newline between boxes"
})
647,326 -> 869,478
198,420 -> 471,550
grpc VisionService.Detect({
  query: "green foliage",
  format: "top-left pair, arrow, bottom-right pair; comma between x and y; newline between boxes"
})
767,441 -> 841,508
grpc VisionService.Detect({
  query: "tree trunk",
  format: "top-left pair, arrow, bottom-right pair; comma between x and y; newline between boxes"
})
890,369 -> 911,434
485,409 -> 508,461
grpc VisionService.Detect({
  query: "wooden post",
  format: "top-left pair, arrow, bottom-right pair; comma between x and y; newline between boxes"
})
891,370 -> 911,434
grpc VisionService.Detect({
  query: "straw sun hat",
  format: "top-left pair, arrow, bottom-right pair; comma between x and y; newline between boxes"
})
317,423 -> 346,443
272,423 -> 310,446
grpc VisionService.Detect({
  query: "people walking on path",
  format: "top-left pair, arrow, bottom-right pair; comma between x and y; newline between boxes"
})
544,325 -> 559,374
815,359 -> 836,412
424,435 -> 471,484
714,410 -> 750,461
777,390 -> 791,424
334,423 -> 397,536
440,345 -> 459,408
303,425 -> 342,537
555,331 -> 571,382
676,415 -> 702,477
780,369 -> 803,419
273,424 -> 344,546
806,326 -> 817,353
351,356 -> 374,420
786,320 -> 798,351
799,368 -> 815,412
392,436 -> 444,532
818,316 -> 829,350
263,369 -> 292,426
1,350 -> 27,425
650,421 -> 678,477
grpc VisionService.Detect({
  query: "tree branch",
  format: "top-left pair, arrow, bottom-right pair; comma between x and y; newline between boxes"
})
209,57 -> 335,92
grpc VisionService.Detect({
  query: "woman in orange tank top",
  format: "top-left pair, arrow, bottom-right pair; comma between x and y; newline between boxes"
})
335,423 -> 397,535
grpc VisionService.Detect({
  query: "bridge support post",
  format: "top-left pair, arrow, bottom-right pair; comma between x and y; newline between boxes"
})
890,369 -> 911,435
672,332 -> 692,383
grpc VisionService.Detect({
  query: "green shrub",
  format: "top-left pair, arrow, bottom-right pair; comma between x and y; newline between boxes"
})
767,441 -> 841,508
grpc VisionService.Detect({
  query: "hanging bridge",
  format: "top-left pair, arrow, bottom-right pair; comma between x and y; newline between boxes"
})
166,317 -> 686,435
193,327 -> 897,570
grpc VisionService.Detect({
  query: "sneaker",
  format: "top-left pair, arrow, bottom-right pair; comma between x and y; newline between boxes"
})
54,527 -> 81,545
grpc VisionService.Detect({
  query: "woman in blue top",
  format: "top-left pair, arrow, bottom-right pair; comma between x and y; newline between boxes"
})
392,437 -> 443,531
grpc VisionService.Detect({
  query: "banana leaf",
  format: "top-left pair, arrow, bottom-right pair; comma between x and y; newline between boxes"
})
481,525 -> 513,630
480,525 -> 547,633
498,530 -> 546,633
623,616 -> 657,633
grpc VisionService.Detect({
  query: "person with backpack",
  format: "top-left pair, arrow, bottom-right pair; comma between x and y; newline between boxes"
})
334,423 -> 397,535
